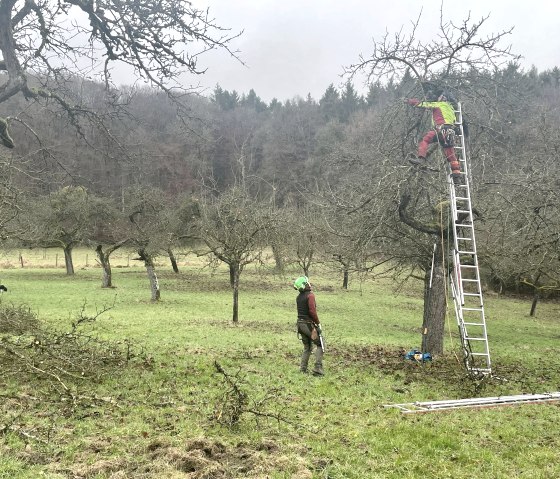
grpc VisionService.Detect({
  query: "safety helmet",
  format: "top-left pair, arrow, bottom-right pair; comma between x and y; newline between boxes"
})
293,276 -> 310,291
439,90 -> 456,103
426,89 -> 439,101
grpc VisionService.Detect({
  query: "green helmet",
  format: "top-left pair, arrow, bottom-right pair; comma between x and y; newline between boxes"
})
293,276 -> 310,291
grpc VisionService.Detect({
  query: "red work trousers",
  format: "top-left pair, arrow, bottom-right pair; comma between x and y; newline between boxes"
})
418,130 -> 460,174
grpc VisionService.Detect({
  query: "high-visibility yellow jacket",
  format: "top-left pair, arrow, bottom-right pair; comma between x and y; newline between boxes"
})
406,99 -> 456,127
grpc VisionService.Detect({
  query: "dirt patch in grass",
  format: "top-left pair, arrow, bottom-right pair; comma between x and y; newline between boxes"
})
159,271 -> 288,294
206,318 -> 291,335
149,437 -> 310,479
331,343 -> 560,398
58,437 -> 312,478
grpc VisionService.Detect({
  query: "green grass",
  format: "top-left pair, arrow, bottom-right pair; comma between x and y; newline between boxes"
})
1,248 -> 560,478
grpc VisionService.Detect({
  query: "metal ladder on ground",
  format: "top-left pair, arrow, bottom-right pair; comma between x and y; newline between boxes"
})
447,102 -> 491,375
384,392 -> 560,414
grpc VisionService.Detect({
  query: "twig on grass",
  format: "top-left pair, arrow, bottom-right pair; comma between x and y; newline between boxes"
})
212,360 -> 298,428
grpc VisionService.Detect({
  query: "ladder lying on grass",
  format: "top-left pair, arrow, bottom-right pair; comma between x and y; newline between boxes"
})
385,392 -> 560,414
448,103 -> 491,375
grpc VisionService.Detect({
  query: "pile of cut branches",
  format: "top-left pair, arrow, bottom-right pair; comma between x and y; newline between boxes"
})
211,361 -> 297,428
0,303 -> 149,401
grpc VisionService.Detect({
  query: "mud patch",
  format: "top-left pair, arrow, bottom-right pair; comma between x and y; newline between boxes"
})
148,437 -> 311,478
332,343 -> 560,398
46,437 -> 311,478
206,318 -> 290,335
69,457 -> 128,478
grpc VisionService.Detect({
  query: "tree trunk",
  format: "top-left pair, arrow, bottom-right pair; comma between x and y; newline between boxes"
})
528,273 -> 541,317
342,267 -> 349,289
96,245 -> 113,288
271,242 -> 284,273
530,290 -> 539,317
168,248 -> 179,273
139,249 -> 160,301
421,242 -> 447,354
95,240 -> 128,288
63,245 -> 74,275
231,262 -> 240,323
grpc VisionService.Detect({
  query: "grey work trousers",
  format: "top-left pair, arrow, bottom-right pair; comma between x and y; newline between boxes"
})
297,321 -> 324,375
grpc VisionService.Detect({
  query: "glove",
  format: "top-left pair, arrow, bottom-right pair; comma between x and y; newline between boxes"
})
0,285 -> 7,292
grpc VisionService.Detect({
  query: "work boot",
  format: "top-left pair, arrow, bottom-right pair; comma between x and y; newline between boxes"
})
312,348 -> 324,376
407,154 -> 427,167
0,118 -> 14,149
300,348 -> 311,373
452,172 -> 463,185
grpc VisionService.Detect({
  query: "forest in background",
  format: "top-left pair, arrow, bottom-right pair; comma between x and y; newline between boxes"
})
2,63 -> 559,301
1,3 -> 559,347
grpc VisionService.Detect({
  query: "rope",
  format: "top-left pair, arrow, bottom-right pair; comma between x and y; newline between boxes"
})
437,147 -> 463,367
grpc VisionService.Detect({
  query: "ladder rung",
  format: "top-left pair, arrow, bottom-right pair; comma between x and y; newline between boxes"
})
465,337 -> 487,341
463,293 -> 481,296
461,279 -> 478,282
457,250 -> 476,255
456,209 -> 471,214
470,353 -> 490,357
462,307 -> 483,311
463,322 -> 485,326
457,237 -> 473,241
455,223 -> 473,227
455,196 -> 469,200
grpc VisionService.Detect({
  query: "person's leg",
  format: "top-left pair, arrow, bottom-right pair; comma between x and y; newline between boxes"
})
418,130 -> 437,158
443,147 -> 461,175
312,342 -> 324,376
298,323 -> 312,372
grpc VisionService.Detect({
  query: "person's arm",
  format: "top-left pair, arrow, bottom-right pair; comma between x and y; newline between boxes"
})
307,292 -> 320,325
409,100 -> 441,110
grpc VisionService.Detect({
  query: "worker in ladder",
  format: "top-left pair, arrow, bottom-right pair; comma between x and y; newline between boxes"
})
404,90 -> 462,184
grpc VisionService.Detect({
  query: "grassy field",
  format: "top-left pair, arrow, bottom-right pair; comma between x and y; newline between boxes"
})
1,248 -> 560,478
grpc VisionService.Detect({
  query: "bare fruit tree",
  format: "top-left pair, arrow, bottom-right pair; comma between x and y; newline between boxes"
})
345,9 -> 517,88
195,184 -> 277,323
343,9 -> 519,354
0,0 -> 240,106
0,0 -> 240,235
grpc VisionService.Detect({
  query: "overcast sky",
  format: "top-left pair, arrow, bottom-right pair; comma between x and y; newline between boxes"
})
175,0 -> 560,102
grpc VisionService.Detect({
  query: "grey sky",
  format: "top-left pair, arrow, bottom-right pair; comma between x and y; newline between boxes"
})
177,0 -> 560,103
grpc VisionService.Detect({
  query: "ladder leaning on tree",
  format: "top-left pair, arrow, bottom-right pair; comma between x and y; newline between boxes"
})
447,102 -> 491,375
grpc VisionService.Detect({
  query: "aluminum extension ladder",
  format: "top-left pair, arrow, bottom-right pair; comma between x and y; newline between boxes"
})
447,102 -> 491,375
385,392 -> 560,414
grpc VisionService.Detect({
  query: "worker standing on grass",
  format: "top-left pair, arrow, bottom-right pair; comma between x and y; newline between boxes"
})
294,276 -> 324,376
404,90 -> 462,184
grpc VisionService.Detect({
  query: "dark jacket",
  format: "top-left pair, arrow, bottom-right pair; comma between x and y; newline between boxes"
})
296,290 -> 319,324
